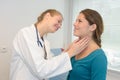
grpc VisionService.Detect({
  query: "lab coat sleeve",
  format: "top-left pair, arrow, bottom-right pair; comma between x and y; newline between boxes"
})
13,29 -> 72,79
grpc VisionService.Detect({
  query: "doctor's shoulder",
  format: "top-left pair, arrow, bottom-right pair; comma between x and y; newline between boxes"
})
20,25 -> 34,34
14,25 -> 34,40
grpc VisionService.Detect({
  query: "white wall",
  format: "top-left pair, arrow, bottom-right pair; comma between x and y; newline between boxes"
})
0,0 -> 71,80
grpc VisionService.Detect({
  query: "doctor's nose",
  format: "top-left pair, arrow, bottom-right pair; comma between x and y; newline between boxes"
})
58,23 -> 62,28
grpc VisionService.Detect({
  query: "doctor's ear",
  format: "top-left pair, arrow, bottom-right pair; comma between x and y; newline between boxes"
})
44,13 -> 51,19
90,24 -> 97,31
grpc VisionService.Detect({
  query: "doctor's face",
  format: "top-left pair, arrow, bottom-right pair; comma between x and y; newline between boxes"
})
73,13 -> 93,38
47,14 -> 63,33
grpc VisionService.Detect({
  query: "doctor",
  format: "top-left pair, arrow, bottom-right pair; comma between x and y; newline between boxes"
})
10,9 -> 89,80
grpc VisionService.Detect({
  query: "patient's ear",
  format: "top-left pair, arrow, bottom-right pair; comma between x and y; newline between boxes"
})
90,24 -> 97,31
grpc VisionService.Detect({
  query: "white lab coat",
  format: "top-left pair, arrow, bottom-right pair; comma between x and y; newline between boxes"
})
10,24 -> 72,80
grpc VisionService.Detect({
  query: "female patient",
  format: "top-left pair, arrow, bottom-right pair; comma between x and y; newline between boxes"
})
67,9 -> 107,80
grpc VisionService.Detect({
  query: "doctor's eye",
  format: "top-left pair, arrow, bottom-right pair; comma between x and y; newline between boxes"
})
58,20 -> 62,25
58,20 -> 62,23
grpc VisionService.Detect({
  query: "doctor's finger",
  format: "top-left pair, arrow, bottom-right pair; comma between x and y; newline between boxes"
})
76,37 -> 89,45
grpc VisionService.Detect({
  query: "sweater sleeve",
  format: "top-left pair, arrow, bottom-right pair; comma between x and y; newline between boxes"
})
91,52 -> 108,80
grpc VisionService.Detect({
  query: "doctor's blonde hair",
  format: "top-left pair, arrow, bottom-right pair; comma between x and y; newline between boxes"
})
35,9 -> 63,24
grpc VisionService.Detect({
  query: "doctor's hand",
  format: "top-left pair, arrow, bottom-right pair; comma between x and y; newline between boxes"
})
66,37 -> 89,58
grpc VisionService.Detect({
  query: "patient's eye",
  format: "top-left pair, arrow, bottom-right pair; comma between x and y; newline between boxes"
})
78,19 -> 82,22
76,19 -> 82,23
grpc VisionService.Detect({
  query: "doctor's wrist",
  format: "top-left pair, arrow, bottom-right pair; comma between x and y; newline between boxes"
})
67,50 -> 74,58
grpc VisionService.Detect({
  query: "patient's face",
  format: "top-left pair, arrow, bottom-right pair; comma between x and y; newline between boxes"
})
73,13 -> 92,38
